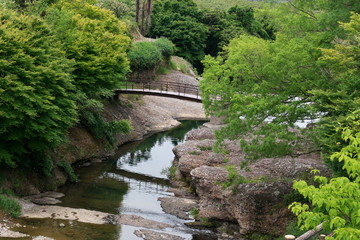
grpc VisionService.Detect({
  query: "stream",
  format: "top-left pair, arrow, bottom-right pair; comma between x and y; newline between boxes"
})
9,121 -> 217,240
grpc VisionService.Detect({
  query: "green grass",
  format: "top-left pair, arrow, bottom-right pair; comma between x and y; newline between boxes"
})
197,145 -> 212,151
0,194 -> 21,218
194,0 -> 263,10
189,151 -> 201,155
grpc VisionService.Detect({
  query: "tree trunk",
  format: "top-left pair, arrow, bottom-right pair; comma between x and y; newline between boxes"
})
145,0 -> 152,34
135,0 -> 140,24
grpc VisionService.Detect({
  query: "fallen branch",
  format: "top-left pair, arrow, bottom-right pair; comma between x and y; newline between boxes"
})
295,223 -> 323,240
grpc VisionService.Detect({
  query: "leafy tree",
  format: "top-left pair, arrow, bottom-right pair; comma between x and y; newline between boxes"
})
0,9 -> 78,172
148,0 -> 208,64
290,109 -> 360,239
199,2 -> 359,163
200,34 -> 326,160
45,0 -> 131,96
289,13 -> 360,239
97,0 -> 135,21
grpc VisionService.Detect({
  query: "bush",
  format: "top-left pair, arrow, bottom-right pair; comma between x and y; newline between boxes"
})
128,41 -> 162,70
0,194 -> 21,218
153,38 -> 175,59
59,160 -> 78,183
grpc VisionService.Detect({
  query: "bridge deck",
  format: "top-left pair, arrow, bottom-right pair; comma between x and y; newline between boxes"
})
114,81 -> 202,102
115,88 -> 202,102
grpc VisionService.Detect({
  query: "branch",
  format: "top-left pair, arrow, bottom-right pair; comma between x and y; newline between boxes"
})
295,223 -> 323,240
288,1 -> 317,21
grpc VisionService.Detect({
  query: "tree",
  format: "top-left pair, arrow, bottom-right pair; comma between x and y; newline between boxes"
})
0,9 -> 78,173
289,13 -> 360,239
290,109 -> 360,239
148,0 -> 208,64
199,2 -> 359,162
45,0 -> 131,96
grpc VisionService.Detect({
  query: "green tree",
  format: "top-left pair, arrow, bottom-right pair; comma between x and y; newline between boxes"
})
199,3 -> 359,162
45,0 -> 131,96
200,34 -> 325,160
289,13 -> 360,239
0,9 -> 78,172
290,109 -> 360,239
148,0 -> 208,64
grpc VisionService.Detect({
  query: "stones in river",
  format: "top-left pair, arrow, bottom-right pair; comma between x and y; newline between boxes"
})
31,197 -> 61,205
25,191 -> 65,205
134,229 -> 185,240
158,197 -> 198,220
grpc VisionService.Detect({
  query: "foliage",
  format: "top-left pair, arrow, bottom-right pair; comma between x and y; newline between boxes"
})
0,194 -> 21,218
0,1 -> 134,177
128,38 -> 175,71
97,0 -> 135,21
193,0 -> 263,10
200,6 -> 276,58
77,93 -> 132,145
153,38 -> 175,59
200,6 -> 359,163
290,110 -> 360,239
0,9 -> 78,170
221,165 -> 250,192
128,41 -> 162,70
190,207 -> 199,219
148,0 -> 208,64
45,0 -> 131,96
59,160 -> 78,183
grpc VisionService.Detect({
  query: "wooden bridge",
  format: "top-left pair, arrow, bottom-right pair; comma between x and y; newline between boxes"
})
115,81 -> 202,102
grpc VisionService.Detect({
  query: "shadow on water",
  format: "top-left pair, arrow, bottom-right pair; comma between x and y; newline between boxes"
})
8,120 -> 218,240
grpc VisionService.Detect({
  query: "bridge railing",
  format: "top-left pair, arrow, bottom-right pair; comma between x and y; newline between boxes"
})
123,80 -> 200,99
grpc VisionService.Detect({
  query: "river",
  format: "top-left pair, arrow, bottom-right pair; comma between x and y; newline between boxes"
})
10,120 -> 217,240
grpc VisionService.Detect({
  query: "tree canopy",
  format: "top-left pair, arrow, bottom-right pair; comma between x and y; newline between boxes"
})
200,0 -> 360,237
0,0 -> 132,175
0,9 -> 78,171
149,0 -> 208,64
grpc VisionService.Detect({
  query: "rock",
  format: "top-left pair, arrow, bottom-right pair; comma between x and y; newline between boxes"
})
59,223 -> 65,227
134,229 -> 185,240
168,125 -> 331,237
116,214 -> 172,230
0,226 -> 28,238
32,236 -> 55,240
40,192 -> 65,199
159,197 -> 198,220
31,197 -> 61,205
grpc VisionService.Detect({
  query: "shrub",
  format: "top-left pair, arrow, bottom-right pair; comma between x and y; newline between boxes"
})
153,38 -> 175,59
128,41 -> 162,70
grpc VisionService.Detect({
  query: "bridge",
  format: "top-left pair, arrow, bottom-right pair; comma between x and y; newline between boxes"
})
115,81 -> 202,102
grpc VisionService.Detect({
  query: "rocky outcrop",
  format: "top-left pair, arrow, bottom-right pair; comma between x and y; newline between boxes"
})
171,123 -> 331,237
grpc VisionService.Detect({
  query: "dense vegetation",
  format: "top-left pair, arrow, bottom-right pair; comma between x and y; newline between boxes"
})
128,38 -> 174,71
0,0 -> 132,177
1,0 -> 359,237
199,0 -> 360,238
148,0 -> 274,70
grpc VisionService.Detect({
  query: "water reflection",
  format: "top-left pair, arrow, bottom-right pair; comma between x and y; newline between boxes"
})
12,120 -> 216,240
116,120 -> 205,179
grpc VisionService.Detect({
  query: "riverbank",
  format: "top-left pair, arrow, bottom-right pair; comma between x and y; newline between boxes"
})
160,121 -> 331,238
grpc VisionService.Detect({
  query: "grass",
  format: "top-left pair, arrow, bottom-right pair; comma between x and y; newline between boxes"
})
197,145 -> 212,151
189,151 -> 201,155
0,194 -> 21,218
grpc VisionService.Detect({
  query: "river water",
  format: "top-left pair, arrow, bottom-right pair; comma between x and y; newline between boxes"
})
10,121 -> 217,240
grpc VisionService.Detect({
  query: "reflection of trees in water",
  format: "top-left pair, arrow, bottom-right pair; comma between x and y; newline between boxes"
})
118,120 -> 206,166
